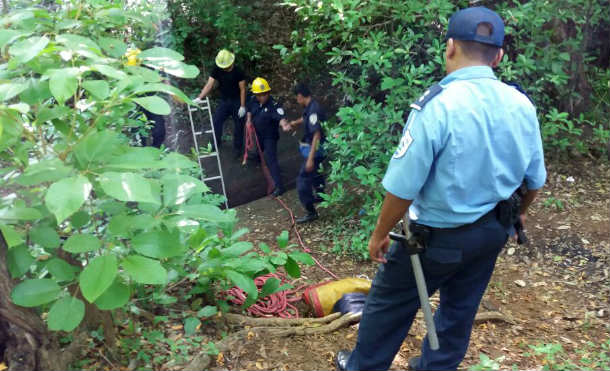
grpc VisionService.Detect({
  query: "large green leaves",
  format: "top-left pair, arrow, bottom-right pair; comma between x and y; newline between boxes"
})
11,279 -> 61,307
0,82 -> 27,101
0,206 -> 41,222
45,175 -> 92,223
107,147 -> 162,170
133,96 -> 171,115
98,36 -> 127,58
226,270 -> 258,308
162,174 -> 208,206
63,234 -> 101,253
131,230 -> 184,259
98,172 -> 159,204
94,279 -> 130,310
56,34 -> 100,54
48,68 -> 80,105
47,296 -> 85,331
7,245 -> 34,278
122,255 -> 167,285
79,255 -> 117,303
8,36 -> 49,63
29,225 -> 60,249
82,80 -> 109,100
74,130 -> 123,168
46,258 -> 80,282
17,158 -> 73,186
134,83 -> 192,104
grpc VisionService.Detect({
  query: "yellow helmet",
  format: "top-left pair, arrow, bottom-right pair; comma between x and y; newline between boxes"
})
251,77 -> 271,94
215,49 -> 235,69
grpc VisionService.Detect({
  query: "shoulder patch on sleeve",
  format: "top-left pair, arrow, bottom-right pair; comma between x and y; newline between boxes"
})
410,84 -> 443,111
309,113 -> 318,125
506,82 -> 534,105
393,129 -> 413,159
277,107 -> 285,115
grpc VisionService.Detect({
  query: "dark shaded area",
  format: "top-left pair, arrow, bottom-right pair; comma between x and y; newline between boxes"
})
164,103 -> 304,208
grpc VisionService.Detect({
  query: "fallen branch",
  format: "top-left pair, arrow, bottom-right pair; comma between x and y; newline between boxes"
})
415,310 -> 514,324
223,312 -> 341,327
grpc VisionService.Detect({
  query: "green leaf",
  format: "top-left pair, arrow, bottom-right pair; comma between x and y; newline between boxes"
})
47,296 -> 85,331
98,172 -> 160,204
79,255 -> 117,303
29,225 -> 60,249
7,245 -> 34,278
162,174 -> 208,206
0,82 -> 27,101
46,258 -> 79,282
289,251 -> 315,265
0,224 -> 24,248
0,110 -> 22,152
45,175 -> 92,223
131,230 -> 184,259
106,146 -> 162,170
222,241 -> 253,257
133,96 -> 170,115
122,255 -> 167,285
177,204 -> 229,223
226,270 -> 257,308
277,230 -> 289,249
98,36 -> 127,58
92,64 -> 127,80
270,252 -> 288,265
48,68 -> 79,105
0,206 -> 41,222
143,60 -> 199,79
8,103 -> 29,113
35,105 -> 70,125
259,242 -> 271,254
20,79 -> 52,105
126,66 -> 162,82
134,83 -> 192,104
94,279 -> 130,310
0,30 -> 25,49
139,47 -> 184,61
259,278 -> 281,298
74,130 -> 123,168
17,158 -> 73,186
8,36 -> 49,63
184,317 -> 201,336
69,210 -> 90,228
56,34 -> 100,53
11,279 -> 61,307
197,305 -> 218,318
63,234 -> 101,253
159,152 -> 198,169
82,80 -> 109,100
284,257 -> 300,278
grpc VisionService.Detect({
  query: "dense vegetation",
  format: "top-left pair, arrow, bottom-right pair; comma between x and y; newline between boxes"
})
0,1 -> 311,369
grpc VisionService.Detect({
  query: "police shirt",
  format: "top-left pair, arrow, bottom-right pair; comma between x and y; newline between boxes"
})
382,66 -> 547,228
247,97 -> 285,140
302,99 -> 326,144
210,65 -> 245,101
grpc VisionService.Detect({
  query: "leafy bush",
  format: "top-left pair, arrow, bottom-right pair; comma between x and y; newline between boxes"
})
0,0 -> 309,336
276,0 -> 609,257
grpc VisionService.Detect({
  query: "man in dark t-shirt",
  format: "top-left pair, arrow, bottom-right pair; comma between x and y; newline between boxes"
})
194,49 -> 246,158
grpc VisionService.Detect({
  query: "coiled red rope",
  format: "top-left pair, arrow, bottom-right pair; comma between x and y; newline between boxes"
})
227,273 -> 303,318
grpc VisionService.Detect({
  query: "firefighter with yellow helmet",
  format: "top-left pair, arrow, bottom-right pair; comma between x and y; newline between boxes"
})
246,77 -> 289,196
194,49 -> 247,158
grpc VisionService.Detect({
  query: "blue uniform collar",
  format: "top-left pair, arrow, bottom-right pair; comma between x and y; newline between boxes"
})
440,65 -> 497,86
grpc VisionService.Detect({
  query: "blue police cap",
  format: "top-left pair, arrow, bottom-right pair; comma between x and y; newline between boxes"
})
446,6 -> 505,47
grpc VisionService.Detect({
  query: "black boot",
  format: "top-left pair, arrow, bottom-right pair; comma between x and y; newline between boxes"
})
335,349 -> 351,371
296,208 -> 318,224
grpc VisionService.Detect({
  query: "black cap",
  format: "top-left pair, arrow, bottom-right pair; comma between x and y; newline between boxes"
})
446,6 -> 505,47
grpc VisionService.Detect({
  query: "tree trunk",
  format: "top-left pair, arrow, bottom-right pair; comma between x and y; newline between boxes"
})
0,232 -> 75,371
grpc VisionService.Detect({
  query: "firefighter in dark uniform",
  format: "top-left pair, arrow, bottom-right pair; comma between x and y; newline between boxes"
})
246,77 -> 288,197
334,7 -> 547,371
194,49 -> 246,158
283,83 -> 326,224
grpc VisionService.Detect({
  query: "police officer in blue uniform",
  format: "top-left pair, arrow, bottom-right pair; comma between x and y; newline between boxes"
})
247,77 -> 288,197
335,7 -> 546,371
284,83 -> 327,223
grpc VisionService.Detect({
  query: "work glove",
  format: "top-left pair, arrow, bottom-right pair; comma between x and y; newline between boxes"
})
192,97 -> 203,105
238,106 -> 246,118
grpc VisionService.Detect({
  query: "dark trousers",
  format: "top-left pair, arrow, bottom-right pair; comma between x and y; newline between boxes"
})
346,218 -> 508,371
213,98 -> 244,152
260,137 -> 283,191
296,157 -> 325,212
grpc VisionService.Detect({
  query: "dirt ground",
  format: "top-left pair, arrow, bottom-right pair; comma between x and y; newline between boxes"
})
205,159 -> 610,371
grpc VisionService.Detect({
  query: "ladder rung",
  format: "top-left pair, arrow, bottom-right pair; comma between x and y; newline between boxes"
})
194,130 -> 213,135
199,153 -> 218,159
190,106 -> 211,112
203,175 -> 222,181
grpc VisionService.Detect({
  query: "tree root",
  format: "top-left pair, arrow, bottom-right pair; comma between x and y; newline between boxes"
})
182,308 -> 515,370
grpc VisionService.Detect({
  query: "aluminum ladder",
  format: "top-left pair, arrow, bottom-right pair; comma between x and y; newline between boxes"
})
187,97 -> 228,209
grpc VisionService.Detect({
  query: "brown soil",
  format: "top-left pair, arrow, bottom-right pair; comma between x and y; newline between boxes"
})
207,159 -> 610,371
